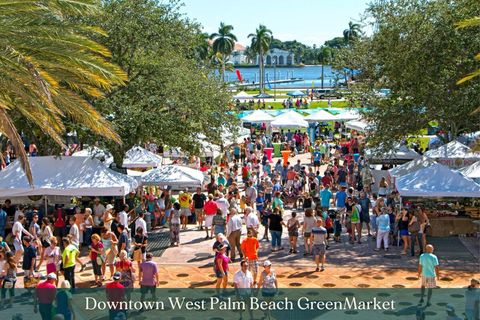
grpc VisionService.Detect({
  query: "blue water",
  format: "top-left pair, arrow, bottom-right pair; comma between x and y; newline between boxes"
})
224,65 -> 345,88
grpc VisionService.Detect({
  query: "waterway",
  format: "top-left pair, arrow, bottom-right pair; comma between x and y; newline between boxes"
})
224,65 -> 345,88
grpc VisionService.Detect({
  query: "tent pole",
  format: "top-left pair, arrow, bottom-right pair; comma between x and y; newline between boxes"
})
44,195 -> 47,215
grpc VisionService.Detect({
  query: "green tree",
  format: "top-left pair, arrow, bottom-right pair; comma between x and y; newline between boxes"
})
456,16 -> 480,84
92,0 -> 235,164
318,46 -> 334,88
210,22 -> 237,82
343,21 -> 362,44
348,0 -> 480,149
248,24 -> 272,93
0,0 -> 126,183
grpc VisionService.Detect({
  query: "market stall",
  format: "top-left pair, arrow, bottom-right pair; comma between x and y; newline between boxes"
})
458,160 -> 480,184
123,146 -> 163,168
424,140 -> 480,168
141,165 -> 205,189
270,110 -> 308,128
395,163 -> 480,236
365,144 -> 420,165
72,146 -> 114,165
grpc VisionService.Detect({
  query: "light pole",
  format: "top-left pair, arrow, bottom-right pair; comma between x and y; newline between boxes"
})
273,57 -> 277,101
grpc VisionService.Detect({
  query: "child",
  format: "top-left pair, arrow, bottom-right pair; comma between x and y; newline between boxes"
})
22,236 -> 36,279
333,214 -> 342,243
1,251 -> 16,308
169,202 -> 181,246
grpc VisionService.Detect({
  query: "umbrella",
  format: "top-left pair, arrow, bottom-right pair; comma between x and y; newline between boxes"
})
287,90 -> 307,97
270,110 -> 308,128
305,109 -> 338,122
253,93 -> 273,99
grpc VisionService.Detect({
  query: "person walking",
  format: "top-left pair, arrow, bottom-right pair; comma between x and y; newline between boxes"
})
233,260 -> 254,320
139,253 -> 159,301
244,206 -> 260,237
418,244 -> 440,306
90,234 -> 105,286
115,250 -> 134,300
132,227 -> 148,278
212,209 -> 227,236
214,244 -> 230,298
204,194 -> 218,239
226,209 -> 243,261
302,208 -> 316,256
268,207 -> 285,252
257,260 -> 278,320
61,237 -> 79,290
178,190 -> 192,230
311,218 -> 327,272
56,280 -> 75,320
241,230 -> 260,285
358,191 -> 372,237
12,214 -> 33,263
34,273 -> 57,320
398,208 -> 410,254
192,187 -> 207,231
168,202 -> 181,246
409,210 -> 423,257
287,212 -> 300,254
101,227 -> 118,280
1,251 -> 16,308
374,208 -> 390,252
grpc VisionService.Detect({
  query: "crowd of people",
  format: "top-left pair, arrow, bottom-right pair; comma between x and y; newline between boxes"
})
0,126 -> 477,320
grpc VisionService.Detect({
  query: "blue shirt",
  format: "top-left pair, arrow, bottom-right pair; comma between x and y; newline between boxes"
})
320,189 -> 333,208
335,191 -> 347,208
0,209 -> 6,229
419,253 -> 439,278
313,151 -> 321,162
377,214 -> 390,232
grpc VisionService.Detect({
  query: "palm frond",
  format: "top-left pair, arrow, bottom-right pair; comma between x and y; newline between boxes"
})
455,16 -> 480,29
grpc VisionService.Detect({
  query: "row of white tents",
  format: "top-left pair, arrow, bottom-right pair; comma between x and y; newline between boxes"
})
241,109 -> 362,128
0,156 -> 205,199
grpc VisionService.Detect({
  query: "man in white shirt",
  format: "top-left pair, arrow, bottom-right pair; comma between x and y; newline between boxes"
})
233,260 -> 254,320
93,198 -> 105,226
245,181 -> 257,210
12,214 -> 33,263
215,193 -> 230,218
135,211 -> 148,236
226,209 -> 243,261
244,207 -> 259,237
118,204 -> 130,233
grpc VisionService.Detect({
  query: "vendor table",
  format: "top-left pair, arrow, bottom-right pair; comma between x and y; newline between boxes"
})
272,143 -> 282,158
281,150 -> 291,166
426,217 -> 478,237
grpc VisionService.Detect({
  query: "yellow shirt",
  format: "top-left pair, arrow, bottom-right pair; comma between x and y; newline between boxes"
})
178,193 -> 192,208
62,244 -> 79,269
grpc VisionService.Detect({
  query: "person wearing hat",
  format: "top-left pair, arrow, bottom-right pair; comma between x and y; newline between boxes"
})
34,273 -> 57,320
257,260 -> 278,320
214,243 -> 230,297
106,271 -> 126,320
103,204 -> 114,231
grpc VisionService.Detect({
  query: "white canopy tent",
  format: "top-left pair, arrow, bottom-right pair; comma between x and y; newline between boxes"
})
304,110 -> 338,122
72,146 -> 113,165
389,156 -> 437,178
222,126 -> 250,146
123,146 -> 163,168
424,141 -> 479,168
233,91 -> 253,100
335,109 -> 361,121
0,156 -> 138,197
345,119 -> 370,132
241,110 -> 274,123
395,163 -> 480,198
270,110 -> 308,128
365,145 -> 420,164
458,161 -> 480,182
141,165 -> 205,187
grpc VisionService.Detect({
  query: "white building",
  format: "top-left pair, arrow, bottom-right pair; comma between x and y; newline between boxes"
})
256,48 -> 295,66
229,43 -> 248,65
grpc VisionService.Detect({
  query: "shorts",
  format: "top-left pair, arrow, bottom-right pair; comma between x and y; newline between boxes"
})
41,240 -> 50,248
247,259 -> 258,274
400,229 -> 409,236
304,232 -> 311,239
13,238 -> 23,252
141,285 -> 156,295
234,154 -> 240,160
421,276 -> 437,289
313,161 -> 321,167
180,208 -> 191,217
312,244 -> 326,257
195,209 -> 204,220
205,215 -> 214,228
215,269 -> 227,278
288,231 -> 299,237
360,214 -> 370,224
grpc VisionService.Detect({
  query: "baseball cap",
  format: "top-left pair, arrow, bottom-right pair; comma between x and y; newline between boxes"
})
47,273 -> 57,280
106,204 -> 114,211
113,272 -> 121,280
263,260 -> 272,267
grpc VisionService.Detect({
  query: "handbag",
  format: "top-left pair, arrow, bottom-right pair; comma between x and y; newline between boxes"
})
96,254 -> 106,266
408,220 -> 420,234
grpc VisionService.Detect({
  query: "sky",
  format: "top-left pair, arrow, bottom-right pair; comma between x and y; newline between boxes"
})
180,0 -> 371,47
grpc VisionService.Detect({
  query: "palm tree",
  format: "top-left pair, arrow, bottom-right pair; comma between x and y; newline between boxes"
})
317,46 -> 333,88
210,22 -> 237,82
343,21 -> 362,44
194,32 -> 211,63
456,17 -> 480,84
0,0 -> 126,183
248,25 -> 272,93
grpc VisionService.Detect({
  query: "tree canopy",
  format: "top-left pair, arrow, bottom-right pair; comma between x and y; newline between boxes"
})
343,0 -> 480,149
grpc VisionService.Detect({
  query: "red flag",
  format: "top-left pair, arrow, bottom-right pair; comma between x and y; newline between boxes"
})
236,69 -> 243,82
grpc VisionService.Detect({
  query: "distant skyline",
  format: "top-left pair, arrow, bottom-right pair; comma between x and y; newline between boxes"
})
180,0 -> 371,47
